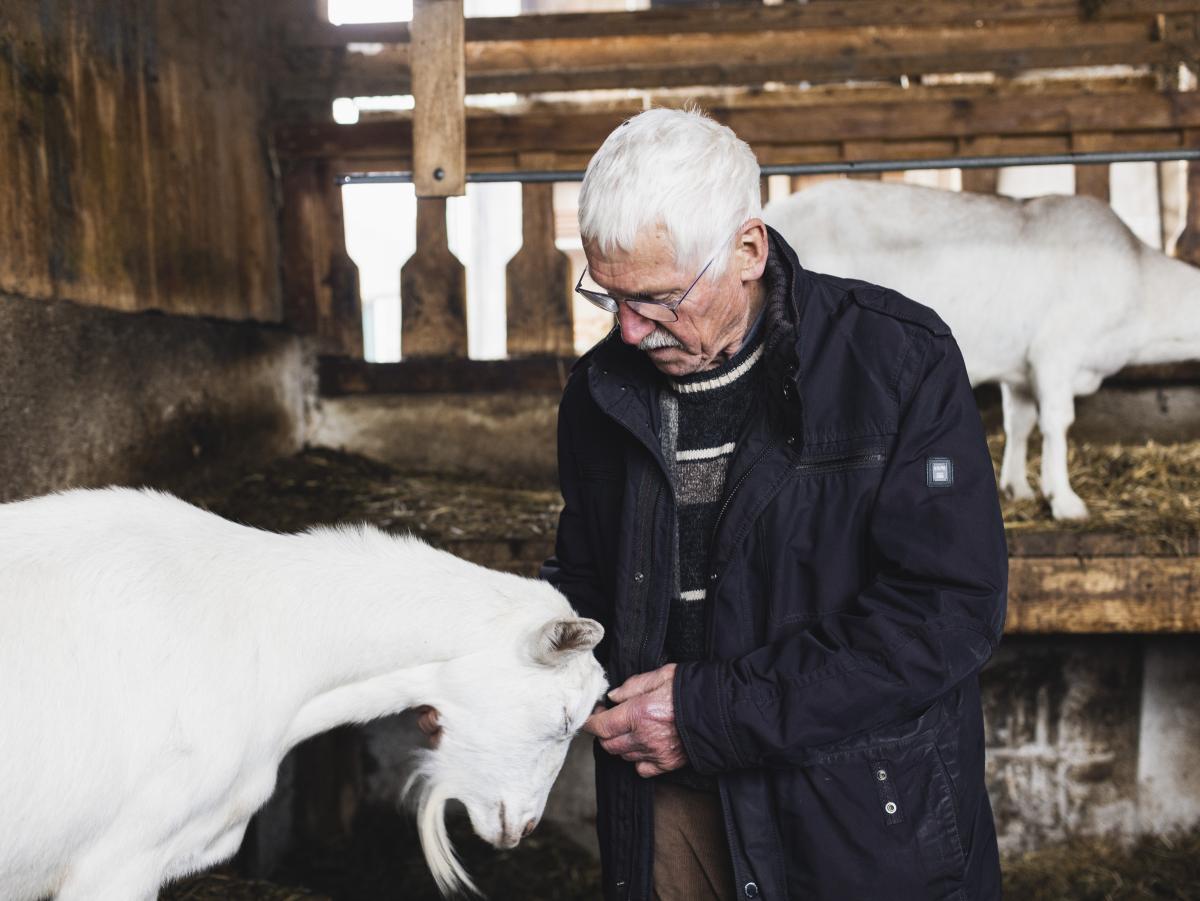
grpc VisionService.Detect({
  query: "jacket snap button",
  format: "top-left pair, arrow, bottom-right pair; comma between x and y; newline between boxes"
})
876,769 -> 888,781
744,882 -> 759,898
709,571 -> 718,582
633,571 -> 644,583
885,801 -> 898,815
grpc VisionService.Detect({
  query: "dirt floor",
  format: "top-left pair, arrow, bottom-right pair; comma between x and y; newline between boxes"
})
162,435 -> 1200,900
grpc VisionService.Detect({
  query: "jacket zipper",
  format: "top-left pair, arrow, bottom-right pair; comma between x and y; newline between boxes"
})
710,439 -> 776,553
795,449 -> 886,475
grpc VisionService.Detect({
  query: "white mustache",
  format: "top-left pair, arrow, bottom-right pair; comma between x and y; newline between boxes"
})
638,329 -> 683,351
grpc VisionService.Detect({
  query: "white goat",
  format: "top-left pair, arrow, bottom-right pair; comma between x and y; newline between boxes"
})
766,179 -> 1200,519
0,488 -> 607,901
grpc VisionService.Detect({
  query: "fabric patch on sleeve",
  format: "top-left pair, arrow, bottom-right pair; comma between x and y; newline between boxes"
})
926,456 -> 954,488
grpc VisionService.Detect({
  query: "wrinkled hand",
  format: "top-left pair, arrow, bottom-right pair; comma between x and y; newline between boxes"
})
584,663 -> 686,778
415,705 -> 442,749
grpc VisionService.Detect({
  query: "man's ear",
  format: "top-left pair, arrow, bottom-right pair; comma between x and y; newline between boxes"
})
530,617 -> 604,666
737,218 -> 769,283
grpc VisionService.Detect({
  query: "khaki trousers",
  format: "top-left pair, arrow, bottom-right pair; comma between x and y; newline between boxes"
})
652,780 -> 737,901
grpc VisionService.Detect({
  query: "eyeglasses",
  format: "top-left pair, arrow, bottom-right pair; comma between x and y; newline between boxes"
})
575,256 -> 715,324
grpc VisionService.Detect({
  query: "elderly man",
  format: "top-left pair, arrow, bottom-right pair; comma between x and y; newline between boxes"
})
541,108 -> 1007,901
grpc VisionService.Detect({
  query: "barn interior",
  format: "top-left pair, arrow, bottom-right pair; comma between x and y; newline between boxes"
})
3,0 -> 1200,898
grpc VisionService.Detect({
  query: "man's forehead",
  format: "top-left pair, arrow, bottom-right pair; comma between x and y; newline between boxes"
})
585,239 -> 684,290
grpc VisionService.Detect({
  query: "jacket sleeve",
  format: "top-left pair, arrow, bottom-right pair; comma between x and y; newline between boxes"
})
540,376 -> 614,665
674,332 -> 1008,773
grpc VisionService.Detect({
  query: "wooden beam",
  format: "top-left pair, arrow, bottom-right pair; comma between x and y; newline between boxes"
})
318,355 -> 573,395
1005,554 -> 1200,633
400,197 -> 468,357
303,19 -> 1190,97
288,1 -> 1200,46
411,0 -> 465,196
275,91 -> 1200,169
506,155 -> 573,357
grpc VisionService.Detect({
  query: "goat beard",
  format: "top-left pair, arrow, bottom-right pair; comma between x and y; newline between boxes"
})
403,759 -> 478,898
639,328 -> 683,351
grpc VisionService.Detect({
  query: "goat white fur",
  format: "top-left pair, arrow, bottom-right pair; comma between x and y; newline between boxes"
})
0,488 -> 607,901
766,179 -> 1200,519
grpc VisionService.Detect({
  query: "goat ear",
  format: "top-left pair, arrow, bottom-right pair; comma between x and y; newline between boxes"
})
531,617 -> 604,666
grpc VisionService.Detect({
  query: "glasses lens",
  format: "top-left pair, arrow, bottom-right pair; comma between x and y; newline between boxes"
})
627,300 -> 678,323
578,289 -> 619,314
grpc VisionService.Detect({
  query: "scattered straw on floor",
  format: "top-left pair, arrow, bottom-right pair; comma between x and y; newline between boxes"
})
990,433 -> 1200,549
190,447 -> 563,545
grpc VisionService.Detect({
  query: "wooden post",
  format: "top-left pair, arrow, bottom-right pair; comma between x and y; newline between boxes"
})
961,167 -> 1000,195
281,159 -> 364,357
411,0 -> 465,197
1175,153 -> 1200,267
1074,164 -> 1111,203
401,197 -> 468,357
506,155 -> 573,357
1072,133 -> 1113,204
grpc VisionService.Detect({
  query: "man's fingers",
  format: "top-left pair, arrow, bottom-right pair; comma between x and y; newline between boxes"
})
608,673 -> 653,704
609,663 -> 676,703
600,732 -> 643,758
635,761 -> 662,778
584,704 -> 633,740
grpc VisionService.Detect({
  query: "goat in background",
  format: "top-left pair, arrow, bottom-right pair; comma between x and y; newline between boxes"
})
0,488 -> 607,901
766,179 -> 1200,519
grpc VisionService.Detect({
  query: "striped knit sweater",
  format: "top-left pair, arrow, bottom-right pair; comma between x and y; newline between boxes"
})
659,315 -> 766,666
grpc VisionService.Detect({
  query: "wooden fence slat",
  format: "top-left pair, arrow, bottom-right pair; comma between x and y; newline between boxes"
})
962,167 -> 1001,194
400,197 -> 468,358
1175,131 -> 1200,266
411,0 -> 465,197
506,155 -> 573,357
281,159 -> 363,357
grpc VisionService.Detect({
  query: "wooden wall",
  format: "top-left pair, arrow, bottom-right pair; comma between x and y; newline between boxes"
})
0,0 -> 280,321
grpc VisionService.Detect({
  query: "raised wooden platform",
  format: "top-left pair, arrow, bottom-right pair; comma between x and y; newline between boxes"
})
1007,532 -> 1200,634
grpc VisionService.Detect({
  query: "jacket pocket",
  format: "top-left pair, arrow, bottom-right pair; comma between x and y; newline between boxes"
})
795,447 -> 887,476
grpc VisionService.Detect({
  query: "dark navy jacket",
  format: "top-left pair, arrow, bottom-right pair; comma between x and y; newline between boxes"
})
543,227 -> 1008,901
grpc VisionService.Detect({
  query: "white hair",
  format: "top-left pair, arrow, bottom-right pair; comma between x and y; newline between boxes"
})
579,106 -> 762,277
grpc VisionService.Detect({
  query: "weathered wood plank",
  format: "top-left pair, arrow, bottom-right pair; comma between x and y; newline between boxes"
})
506,155 -> 574,357
1175,131 -> 1200,266
1006,530 -> 1200,557
281,160 -> 364,356
962,167 -> 1002,194
288,0 -> 1200,46
1006,555 -> 1200,633
411,0 -> 465,196
309,19 -> 1188,96
400,197 -> 468,357
318,355 -> 572,395
0,0 -> 280,321
275,91 -> 1200,169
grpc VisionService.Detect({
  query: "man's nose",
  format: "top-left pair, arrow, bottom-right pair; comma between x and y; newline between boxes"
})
616,304 -> 655,346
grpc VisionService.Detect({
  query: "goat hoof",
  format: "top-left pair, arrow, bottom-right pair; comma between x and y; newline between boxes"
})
1050,493 -> 1089,520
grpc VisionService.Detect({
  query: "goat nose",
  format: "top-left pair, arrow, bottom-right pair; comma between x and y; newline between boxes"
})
522,818 -> 538,838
